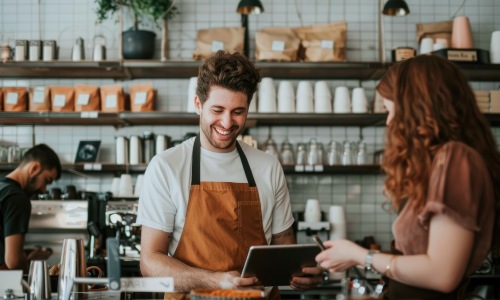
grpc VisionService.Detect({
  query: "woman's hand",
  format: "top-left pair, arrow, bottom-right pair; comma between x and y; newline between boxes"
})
315,239 -> 367,272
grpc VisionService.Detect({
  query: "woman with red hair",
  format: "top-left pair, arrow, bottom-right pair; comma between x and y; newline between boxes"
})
316,55 -> 500,299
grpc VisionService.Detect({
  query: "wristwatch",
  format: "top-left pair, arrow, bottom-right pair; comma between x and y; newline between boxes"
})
365,250 -> 380,273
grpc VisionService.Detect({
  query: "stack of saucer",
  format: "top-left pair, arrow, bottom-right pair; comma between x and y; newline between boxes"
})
475,90 -> 490,113
490,90 -> 500,113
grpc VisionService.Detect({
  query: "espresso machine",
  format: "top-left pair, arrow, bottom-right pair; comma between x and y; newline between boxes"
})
104,200 -> 141,258
293,211 -> 330,244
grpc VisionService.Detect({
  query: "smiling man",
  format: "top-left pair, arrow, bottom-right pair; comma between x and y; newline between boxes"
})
0,144 -> 61,272
137,51 -> 321,299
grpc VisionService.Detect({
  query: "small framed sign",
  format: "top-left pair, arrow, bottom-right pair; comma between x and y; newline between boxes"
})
75,140 -> 101,163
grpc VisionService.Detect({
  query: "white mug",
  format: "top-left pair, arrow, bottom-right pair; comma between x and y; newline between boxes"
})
351,87 -> 368,113
304,199 -> 321,222
419,37 -> 434,55
187,77 -> 198,113
334,86 -> 351,113
296,81 -> 314,113
490,31 -> 500,64
277,81 -> 295,113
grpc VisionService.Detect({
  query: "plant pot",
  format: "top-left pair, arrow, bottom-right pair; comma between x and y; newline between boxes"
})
122,29 -> 156,59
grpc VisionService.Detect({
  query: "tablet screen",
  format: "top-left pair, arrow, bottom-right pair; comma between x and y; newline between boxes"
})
241,244 -> 321,286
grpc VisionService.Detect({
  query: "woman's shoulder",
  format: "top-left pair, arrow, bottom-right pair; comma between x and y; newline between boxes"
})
437,141 -> 484,165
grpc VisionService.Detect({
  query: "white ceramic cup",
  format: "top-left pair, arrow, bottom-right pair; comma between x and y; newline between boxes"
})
490,31 -> 500,64
304,199 -> 322,222
296,81 -> 314,113
419,37 -> 434,55
155,134 -> 169,155
334,86 -> 351,113
110,177 -> 120,196
433,38 -> 448,51
328,205 -> 346,240
249,93 -> 257,113
277,81 -> 296,113
351,87 -> 368,113
187,77 -> 198,113
129,136 -> 142,165
258,78 -> 277,113
134,174 -> 144,197
314,81 -> 332,113
115,136 -> 128,164
119,174 -> 134,197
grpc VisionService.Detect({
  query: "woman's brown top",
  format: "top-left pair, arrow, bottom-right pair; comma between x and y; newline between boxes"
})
392,141 -> 495,276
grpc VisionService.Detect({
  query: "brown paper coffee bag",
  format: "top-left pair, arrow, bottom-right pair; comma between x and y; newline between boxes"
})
29,87 -> 51,112
294,22 -> 348,62
3,87 -> 28,111
50,86 -> 74,112
130,83 -> 155,112
255,27 -> 301,61
416,20 -> 453,46
74,84 -> 100,112
100,84 -> 126,112
193,27 -> 245,60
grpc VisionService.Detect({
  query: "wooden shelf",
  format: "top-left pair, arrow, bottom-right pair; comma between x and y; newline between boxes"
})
2,112 -> 500,127
0,163 -> 382,175
0,112 -> 122,126
282,165 -> 382,175
0,61 -> 124,79
1,60 -> 498,81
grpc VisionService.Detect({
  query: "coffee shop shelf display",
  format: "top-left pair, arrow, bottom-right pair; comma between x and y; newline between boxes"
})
95,0 -> 178,60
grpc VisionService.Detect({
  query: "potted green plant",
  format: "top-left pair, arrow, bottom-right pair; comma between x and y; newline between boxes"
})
95,0 -> 178,60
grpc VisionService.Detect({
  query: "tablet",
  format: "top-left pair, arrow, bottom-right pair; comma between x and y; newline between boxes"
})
241,244 -> 321,286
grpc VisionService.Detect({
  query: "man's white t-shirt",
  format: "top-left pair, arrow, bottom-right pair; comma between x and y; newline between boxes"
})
136,137 -> 294,255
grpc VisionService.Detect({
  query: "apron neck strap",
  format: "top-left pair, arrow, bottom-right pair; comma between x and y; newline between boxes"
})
191,134 -> 256,187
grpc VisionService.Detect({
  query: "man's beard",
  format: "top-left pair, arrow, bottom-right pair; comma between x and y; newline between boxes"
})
25,170 -> 42,196
200,118 -> 244,151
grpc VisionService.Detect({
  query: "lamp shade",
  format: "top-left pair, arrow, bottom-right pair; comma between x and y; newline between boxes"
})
382,0 -> 410,16
237,0 -> 264,14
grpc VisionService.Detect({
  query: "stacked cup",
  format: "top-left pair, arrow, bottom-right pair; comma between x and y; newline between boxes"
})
304,199 -> 322,222
419,37 -> 434,55
186,77 -> 198,113
249,93 -> 258,113
258,77 -> 277,113
277,81 -> 295,113
451,16 -> 474,49
328,205 -> 346,240
491,31 -> 500,64
351,87 -> 368,113
296,81 -> 314,113
314,81 -> 332,113
334,86 -> 351,113
119,174 -> 134,197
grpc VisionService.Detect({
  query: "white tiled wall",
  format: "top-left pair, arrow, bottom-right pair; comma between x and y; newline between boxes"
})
2,0 -> 500,249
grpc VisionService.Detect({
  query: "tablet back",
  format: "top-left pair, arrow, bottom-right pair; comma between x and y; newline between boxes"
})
241,244 -> 321,286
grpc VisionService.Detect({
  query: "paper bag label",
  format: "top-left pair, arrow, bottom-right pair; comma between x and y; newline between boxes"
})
6,92 -> 19,104
77,93 -> 90,105
33,87 -> 46,103
53,94 -> 66,107
321,40 -> 334,49
134,92 -> 147,105
211,40 -> 225,52
106,94 -> 118,108
271,40 -> 285,52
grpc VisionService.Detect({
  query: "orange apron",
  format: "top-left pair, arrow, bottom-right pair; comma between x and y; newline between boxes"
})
165,135 -> 279,300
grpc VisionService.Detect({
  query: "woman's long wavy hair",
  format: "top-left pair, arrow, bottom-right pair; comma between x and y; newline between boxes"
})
376,55 -> 500,250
